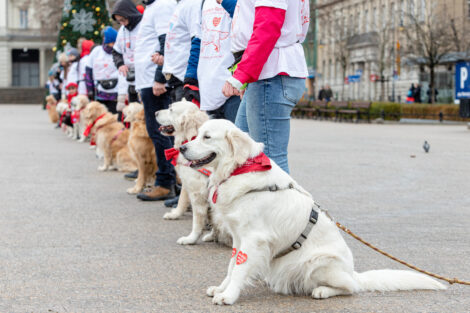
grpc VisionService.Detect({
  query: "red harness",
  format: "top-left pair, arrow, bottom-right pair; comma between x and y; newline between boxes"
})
71,108 -> 82,124
212,152 -> 271,204
111,128 -> 125,143
183,84 -> 201,108
59,109 -> 67,126
164,137 -> 211,177
84,113 -> 106,146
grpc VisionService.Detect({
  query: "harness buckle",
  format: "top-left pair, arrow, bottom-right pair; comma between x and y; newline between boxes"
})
292,241 -> 302,249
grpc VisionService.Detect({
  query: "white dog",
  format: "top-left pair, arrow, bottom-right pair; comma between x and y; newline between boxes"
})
70,95 -> 89,142
156,99 -> 228,245
180,119 -> 445,305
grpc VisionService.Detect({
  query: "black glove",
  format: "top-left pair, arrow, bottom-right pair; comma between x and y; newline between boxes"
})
182,77 -> 200,105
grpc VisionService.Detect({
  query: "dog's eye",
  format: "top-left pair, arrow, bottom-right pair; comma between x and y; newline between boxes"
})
203,135 -> 211,140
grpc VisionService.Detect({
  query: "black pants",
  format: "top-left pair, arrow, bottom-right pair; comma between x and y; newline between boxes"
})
101,100 -> 117,114
128,84 -> 139,103
140,88 -> 176,188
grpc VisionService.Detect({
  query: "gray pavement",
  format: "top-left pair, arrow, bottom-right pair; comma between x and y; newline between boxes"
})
0,105 -> 469,313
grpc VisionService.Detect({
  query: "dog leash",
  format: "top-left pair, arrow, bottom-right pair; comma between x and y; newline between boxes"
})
314,204 -> 470,286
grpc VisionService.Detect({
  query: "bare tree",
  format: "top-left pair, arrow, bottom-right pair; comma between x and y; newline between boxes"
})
29,0 -> 63,34
371,17 -> 393,101
402,0 -> 456,104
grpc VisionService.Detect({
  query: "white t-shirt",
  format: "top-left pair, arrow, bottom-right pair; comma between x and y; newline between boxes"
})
162,0 -> 202,82
196,0 -> 234,111
231,0 -> 309,79
135,0 -> 177,90
48,79 -> 60,94
87,46 -> 126,95
66,61 -> 80,91
114,24 -> 141,86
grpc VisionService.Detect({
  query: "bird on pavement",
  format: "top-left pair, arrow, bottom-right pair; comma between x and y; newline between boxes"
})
423,141 -> 430,153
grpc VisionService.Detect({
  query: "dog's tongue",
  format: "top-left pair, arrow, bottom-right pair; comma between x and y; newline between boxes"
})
186,160 -> 193,167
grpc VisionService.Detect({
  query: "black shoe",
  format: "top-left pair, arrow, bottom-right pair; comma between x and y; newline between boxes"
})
124,170 -> 138,181
136,185 -> 176,201
164,195 -> 180,208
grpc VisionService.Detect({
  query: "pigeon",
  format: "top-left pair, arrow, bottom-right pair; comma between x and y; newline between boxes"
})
423,141 -> 430,153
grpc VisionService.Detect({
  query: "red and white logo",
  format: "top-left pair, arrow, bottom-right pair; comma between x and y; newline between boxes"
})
236,251 -> 247,265
213,17 -> 221,27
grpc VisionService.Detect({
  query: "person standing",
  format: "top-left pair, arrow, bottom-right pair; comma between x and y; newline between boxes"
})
183,0 -> 240,122
85,27 -> 126,114
134,0 -> 178,201
219,0 -> 309,173
162,0 -> 201,103
414,83 -> 422,103
112,0 -> 142,103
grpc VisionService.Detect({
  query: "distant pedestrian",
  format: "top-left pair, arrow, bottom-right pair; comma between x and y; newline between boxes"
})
414,83 -> 422,103
324,85 -> 333,102
406,83 -> 415,103
318,86 -> 326,101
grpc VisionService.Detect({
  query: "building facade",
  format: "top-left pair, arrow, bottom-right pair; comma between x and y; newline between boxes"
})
315,0 -> 470,103
0,0 -> 56,88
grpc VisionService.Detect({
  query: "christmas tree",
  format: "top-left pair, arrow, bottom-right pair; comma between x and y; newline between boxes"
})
53,0 -> 112,55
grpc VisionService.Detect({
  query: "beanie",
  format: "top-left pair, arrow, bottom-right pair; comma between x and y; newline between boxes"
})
66,48 -> 80,59
103,26 -> 118,44
80,40 -> 94,57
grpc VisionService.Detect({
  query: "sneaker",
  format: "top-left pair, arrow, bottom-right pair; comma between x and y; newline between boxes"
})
164,195 -> 180,208
124,170 -> 138,181
136,185 -> 175,201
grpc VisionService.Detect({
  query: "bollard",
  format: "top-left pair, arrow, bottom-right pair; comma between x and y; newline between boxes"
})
439,112 -> 443,123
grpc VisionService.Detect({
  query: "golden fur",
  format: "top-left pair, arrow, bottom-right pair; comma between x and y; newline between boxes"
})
123,103 -> 157,194
45,95 -> 59,124
93,112 -> 137,172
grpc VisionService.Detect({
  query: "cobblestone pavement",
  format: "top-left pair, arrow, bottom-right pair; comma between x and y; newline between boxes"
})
0,105 -> 469,313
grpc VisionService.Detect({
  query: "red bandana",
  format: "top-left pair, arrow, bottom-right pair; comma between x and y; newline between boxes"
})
212,152 -> 271,204
83,113 -> 106,137
164,137 -> 196,166
67,92 -> 78,105
71,109 -> 81,124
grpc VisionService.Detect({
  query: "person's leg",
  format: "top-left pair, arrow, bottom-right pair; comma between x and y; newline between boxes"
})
245,76 -> 305,173
140,88 -> 176,189
234,90 -> 249,133
223,96 -> 241,123
101,100 -> 117,114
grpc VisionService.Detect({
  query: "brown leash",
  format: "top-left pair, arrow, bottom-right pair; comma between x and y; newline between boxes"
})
335,220 -> 470,286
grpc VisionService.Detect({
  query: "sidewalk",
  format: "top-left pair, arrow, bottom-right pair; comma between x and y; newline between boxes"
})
0,105 -> 469,312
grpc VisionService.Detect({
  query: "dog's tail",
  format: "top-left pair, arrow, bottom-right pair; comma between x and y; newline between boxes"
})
353,269 -> 446,292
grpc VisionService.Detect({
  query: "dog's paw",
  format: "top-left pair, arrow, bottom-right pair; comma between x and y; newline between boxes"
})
202,231 -> 215,242
89,145 -> 96,150
206,285 -> 223,297
176,235 -> 197,245
163,209 -> 181,220
312,286 -> 334,299
127,186 -> 140,194
212,292 -> 237,305
98,165 -> 108,172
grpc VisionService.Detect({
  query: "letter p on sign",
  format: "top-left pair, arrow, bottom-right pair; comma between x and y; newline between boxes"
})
461,67 -> 468,89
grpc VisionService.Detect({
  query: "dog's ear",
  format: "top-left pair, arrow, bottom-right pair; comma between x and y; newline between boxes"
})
178,111 -> 199,139
226,129 -> 252,165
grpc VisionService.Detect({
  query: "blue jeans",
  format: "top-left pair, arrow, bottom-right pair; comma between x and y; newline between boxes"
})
235,75 -> 305,173
207,96 -> 241,123
140,88 -> 176,188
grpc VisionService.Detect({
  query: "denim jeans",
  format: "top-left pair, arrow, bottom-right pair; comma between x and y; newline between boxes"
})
207,96 -> 241,123
140,88 -> 176,188
235,75 -> 305,173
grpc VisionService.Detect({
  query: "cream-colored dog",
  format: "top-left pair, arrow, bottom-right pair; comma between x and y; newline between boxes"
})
70,95 -> 89,142
156,99 -> 225,245
123,102 -> 157,194
180,119 -> 445,305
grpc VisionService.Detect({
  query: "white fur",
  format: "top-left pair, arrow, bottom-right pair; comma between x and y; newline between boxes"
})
181,119 -> 446,305
70,95 -> 89,142
156,100 -> 230,246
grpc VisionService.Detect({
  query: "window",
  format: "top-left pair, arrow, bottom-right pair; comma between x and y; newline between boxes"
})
364,9 -> 369,32
391,3 -> 395,27
400,0 -> 404,26
20,9 -> 28,29
372,7 -> 377,28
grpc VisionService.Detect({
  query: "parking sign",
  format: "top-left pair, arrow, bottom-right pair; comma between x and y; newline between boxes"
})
455,61 -> 470,99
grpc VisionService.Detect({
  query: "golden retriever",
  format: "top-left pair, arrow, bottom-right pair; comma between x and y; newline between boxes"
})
93,112 -> 137,172
45,95 -> 59,124
180,119 -> 445,305
123,102 -> 157,194
70,95 -> 89,142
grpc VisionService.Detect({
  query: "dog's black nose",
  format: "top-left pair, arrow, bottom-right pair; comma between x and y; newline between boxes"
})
179,145 -> 187,153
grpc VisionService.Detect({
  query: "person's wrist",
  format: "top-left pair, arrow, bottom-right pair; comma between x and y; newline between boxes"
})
227,76 -> 243,91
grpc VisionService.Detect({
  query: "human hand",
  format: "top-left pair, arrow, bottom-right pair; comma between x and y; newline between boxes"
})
216,0 -> 222,3
151,53 -> 164,66
153,81 -> 167,96
222,81 -> 240,98
119,65 -> 129,77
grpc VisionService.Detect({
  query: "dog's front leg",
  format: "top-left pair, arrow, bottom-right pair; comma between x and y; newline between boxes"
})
207,237 -> 240,297
98,149 -> 112,171
176,201 -> 206,245
163,186 -> 189,219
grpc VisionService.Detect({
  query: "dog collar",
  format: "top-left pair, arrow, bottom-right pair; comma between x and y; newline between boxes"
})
212,152 -> 271,204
